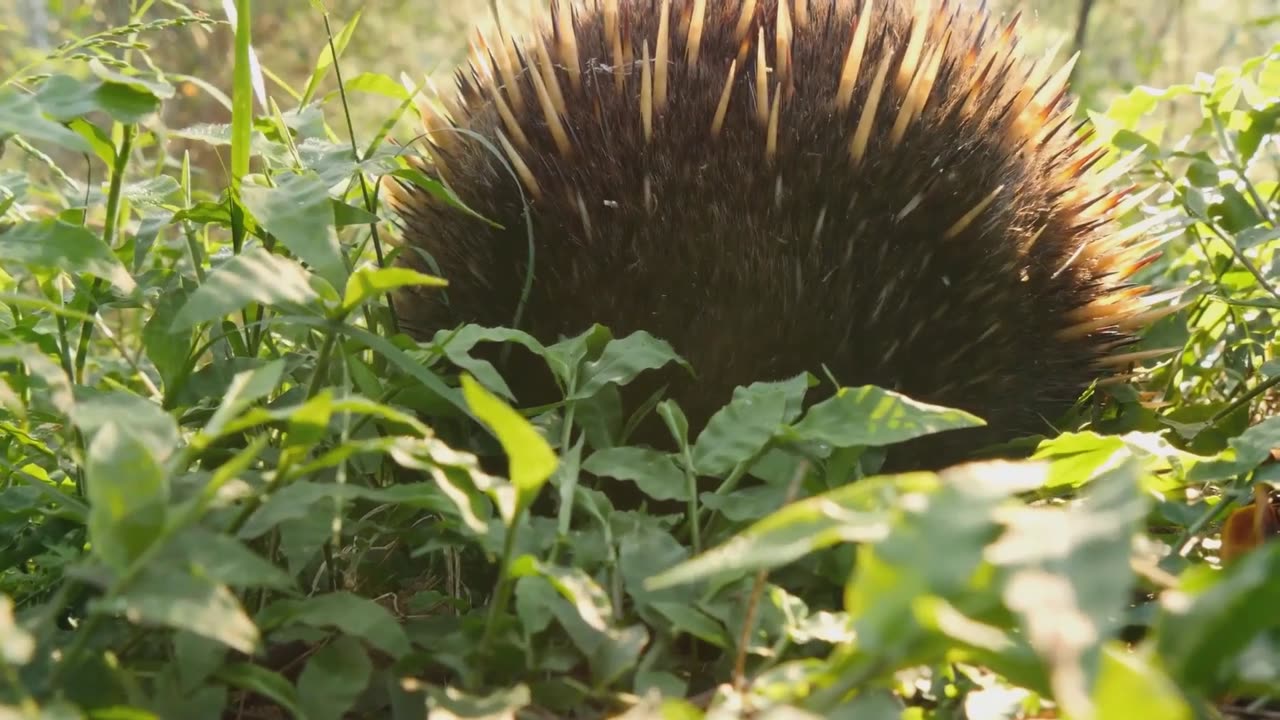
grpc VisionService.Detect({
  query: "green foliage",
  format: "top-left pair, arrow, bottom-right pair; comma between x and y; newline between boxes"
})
0,2 -> 1277,719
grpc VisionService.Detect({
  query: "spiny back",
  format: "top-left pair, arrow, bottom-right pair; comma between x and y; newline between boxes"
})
383,0 -> 1179,464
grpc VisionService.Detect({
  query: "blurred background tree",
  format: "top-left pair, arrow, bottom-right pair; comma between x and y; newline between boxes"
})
1,0 -> 1277,182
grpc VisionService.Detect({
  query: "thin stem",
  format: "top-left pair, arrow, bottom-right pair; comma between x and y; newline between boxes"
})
320,10 -> 400,336
1210,373 -> 1280,427
74,124 -> 135,383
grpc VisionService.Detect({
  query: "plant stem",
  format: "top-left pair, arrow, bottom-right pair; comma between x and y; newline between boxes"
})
73,124 -> 135,384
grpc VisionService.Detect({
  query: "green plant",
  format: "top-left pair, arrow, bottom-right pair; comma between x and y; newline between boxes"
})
0,2 -> 1277,719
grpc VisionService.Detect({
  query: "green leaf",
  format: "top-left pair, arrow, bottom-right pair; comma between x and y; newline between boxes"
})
142,287 -> 194,391
101,566 -> 259,655
989,460 -> 1148,717
461,374 -> 557,519
171,248 -> 319,330
436,325 -> 549,401
216,663 -> 305,719
509,557 -> 649,687
691,384 -> 792,476
327,71 -> 410,100
1094,642 -> 1191,720
34,73 -> 161,125
164,529 -> 296,591
85,421 -> 168,571
0,219 -> 136,294
1189,415 -> 1280,482
297,635 -> 373,720
789,385 -> 985,449
240,173 -> 347,291
71,387 -> 179,463
257,592 -> 411,658
387,167 -> 498,227
572,331 -> 690,399
1156,541 -> 1280,693
341,265 -> 445,314
0,88 -> 91,152
647,472 -> 937,591
88,58 -> 175,100
583,447 -> 688,502
201,359 -> 286,440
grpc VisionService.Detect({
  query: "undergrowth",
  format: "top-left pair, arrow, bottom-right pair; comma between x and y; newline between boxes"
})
0,2 -> 1278,719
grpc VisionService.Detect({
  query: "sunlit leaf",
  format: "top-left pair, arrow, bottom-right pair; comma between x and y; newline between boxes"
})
461,374 -> 557,519
101,567 -> 259,655
341,265 -> 445,314
788,385 -> 985,449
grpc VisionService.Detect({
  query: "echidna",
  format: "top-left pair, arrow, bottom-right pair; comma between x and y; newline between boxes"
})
383,0 -> 1181,467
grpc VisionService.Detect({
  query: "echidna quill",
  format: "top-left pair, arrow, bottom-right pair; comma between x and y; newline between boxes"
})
382,0 -> 1182,468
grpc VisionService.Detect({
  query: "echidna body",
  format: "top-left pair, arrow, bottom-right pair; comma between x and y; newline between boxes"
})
385,0 -> 1176,464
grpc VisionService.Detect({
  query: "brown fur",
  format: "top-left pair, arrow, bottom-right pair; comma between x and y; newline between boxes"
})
385,0 -> 1172,467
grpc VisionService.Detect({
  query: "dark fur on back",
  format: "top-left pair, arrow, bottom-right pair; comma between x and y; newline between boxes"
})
386,0 -> 1170,466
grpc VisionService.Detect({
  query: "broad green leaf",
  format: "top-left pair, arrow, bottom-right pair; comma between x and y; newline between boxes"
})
142,286 -> 194,391
164,529 -> 295,591
1094,642 -> 1191,720
101,567 -> 259,654
297,635 -> 373,720
436,325 -> 549,401
217,664 -> 305,719
691,384 -> 792,476
1156,541 -> 1280,693
85,421 -> 168,571
241,173 -> 347,291
170,248 -> 319,330
0,344 -> 72,415
698,485 -> 789,523
325,71 -> 409,100
122,176 -> 181,206
1189,415 -> 1280,482
341,265 -> 445,314
387,167 -> 497,227
545,323 -> 616,385
34,73 -> 162,125
583,447 -> 688,502
788,385 -> 985,449
33,74 -> 109,120
88,58 -> 175,100
0,89 -> 91,152
461,373 -> 557,518
509,556 -> 615,632
173,631 -> 226,693
257,592 -> 410,658
646,472 -> 938,591
989,460 -> 1148,717
510,557 -> 648,687
0,219 -> 136,294
617,519 -> 693,606
71,388 -> 178,463
330,198 -> 380,227
572,331 -> 690,400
